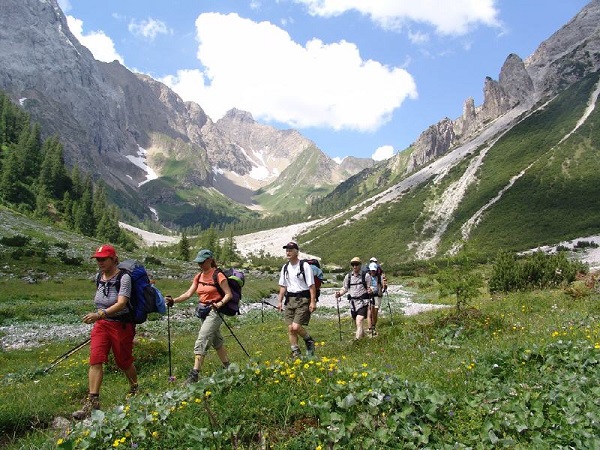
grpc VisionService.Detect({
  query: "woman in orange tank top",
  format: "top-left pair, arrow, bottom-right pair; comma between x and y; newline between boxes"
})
165,249 -> 233,383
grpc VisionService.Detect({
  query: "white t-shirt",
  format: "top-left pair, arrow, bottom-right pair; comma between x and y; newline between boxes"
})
278,260 -> 315,293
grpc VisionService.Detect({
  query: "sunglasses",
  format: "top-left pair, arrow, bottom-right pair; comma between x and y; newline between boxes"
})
350,262 -> 360,266
96,257 -> 109,262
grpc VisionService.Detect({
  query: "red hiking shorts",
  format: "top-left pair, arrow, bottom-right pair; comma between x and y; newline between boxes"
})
89,320 -> 135,369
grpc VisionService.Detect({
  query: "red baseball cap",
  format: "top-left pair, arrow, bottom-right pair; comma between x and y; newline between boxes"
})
91,244 -> 117,259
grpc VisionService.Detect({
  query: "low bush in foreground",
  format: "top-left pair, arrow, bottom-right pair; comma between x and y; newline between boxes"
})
54,337 -> 599,449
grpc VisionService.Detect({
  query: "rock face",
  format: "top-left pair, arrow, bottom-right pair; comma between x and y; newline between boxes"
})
0,0 -> 370,216
397,0 -> 600,175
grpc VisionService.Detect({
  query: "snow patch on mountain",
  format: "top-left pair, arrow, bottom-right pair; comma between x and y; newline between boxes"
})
126,147 -> 158,186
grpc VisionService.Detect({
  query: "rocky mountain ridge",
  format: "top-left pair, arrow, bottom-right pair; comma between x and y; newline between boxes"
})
398,0 -> 600,177
0,0 -> 371,221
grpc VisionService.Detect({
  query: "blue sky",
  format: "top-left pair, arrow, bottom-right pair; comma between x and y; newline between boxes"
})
58,0 -> 590,162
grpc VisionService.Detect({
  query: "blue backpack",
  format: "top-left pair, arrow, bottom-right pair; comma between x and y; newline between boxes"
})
96,259 -> 167,324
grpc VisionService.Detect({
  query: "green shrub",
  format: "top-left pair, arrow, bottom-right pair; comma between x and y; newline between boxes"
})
489,250 -> 587,293
0,235 -> 31,247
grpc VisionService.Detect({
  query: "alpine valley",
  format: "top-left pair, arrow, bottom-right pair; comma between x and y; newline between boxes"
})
1,0 -> 600,263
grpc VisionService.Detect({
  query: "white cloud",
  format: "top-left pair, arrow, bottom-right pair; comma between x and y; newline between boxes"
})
66,16 -> 124,64
128,18 -> 172,41
161,13 -> 417,132
372,145 -> 394,161
408,29 -> 429,45
294,0 -> 500,35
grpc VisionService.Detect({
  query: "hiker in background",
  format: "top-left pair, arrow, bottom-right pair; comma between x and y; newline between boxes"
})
335,257 -> 373,340
165,249 -> 232,383
72,244 -> 138,420
367,257 -> 387,336
277,241 -> 317,358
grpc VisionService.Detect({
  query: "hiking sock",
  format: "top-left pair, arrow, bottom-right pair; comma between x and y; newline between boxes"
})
290,345 -> 301,358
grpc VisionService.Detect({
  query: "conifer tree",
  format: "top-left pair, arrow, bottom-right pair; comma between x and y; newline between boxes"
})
62,191 -> 74,228
74,177 -> 95,236
18,123 -> 41,182
179,231 -> 191,261
0,148 -> 29,205
38,136 -> 69,199
96,206 -> 121,243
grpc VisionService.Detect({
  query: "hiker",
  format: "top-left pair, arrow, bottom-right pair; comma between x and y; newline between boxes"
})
72,244 -> 138,420
277,241 -> 317,358
165,249 -> 232,383
335,257 -> 373,340
367,257 -> 387,336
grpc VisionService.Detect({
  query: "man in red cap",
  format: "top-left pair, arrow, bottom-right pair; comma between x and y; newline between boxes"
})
72,244 -> 138,419
277,241 -> 317,358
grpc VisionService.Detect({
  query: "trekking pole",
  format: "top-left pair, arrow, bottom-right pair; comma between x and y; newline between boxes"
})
217,310 -> 250,358
370,296 -> 375,338
336,297 -> 342,341
385,290 -> 394,326
167,305 -> 173,381
42,338 -> 90,374
261,300 -> 279,310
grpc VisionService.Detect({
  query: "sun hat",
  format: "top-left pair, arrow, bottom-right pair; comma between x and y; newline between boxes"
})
370,257 -> 378,262
193,249 -> 214,263
91,244 -> 117,259
350,257 -> 361,264
369,262 -> 378,271
283,241 -> 299,250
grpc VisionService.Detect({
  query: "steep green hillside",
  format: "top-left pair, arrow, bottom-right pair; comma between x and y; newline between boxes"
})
445,72 -> 600,255
300,73 -> 600,266
253,146 -> 334,212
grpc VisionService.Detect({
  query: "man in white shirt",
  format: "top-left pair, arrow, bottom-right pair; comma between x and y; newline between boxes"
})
277,241 -> 317,358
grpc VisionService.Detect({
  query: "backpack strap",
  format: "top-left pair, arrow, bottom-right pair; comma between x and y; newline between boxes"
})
284,260 -> 307,284
95,270 -> 125,291
346,271 -> 368,290
196,269 -> 226,301
213,268 -> 226,299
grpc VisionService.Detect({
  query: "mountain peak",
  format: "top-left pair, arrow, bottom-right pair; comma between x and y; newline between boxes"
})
221,108 -> 255,123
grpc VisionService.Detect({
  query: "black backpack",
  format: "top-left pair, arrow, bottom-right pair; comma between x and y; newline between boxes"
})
346,266 -> 369,290
95,259 -> 166,324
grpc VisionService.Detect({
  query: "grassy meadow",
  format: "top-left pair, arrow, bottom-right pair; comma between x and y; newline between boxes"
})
1,264 -> 599,449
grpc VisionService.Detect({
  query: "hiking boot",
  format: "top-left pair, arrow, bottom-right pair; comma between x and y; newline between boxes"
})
72,394 -> 100,420
304,337 -> 315,356
127,383 -> 139,397
187,368 -> 199,383
290,348 -> 301,359
222,361 -> 231,370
